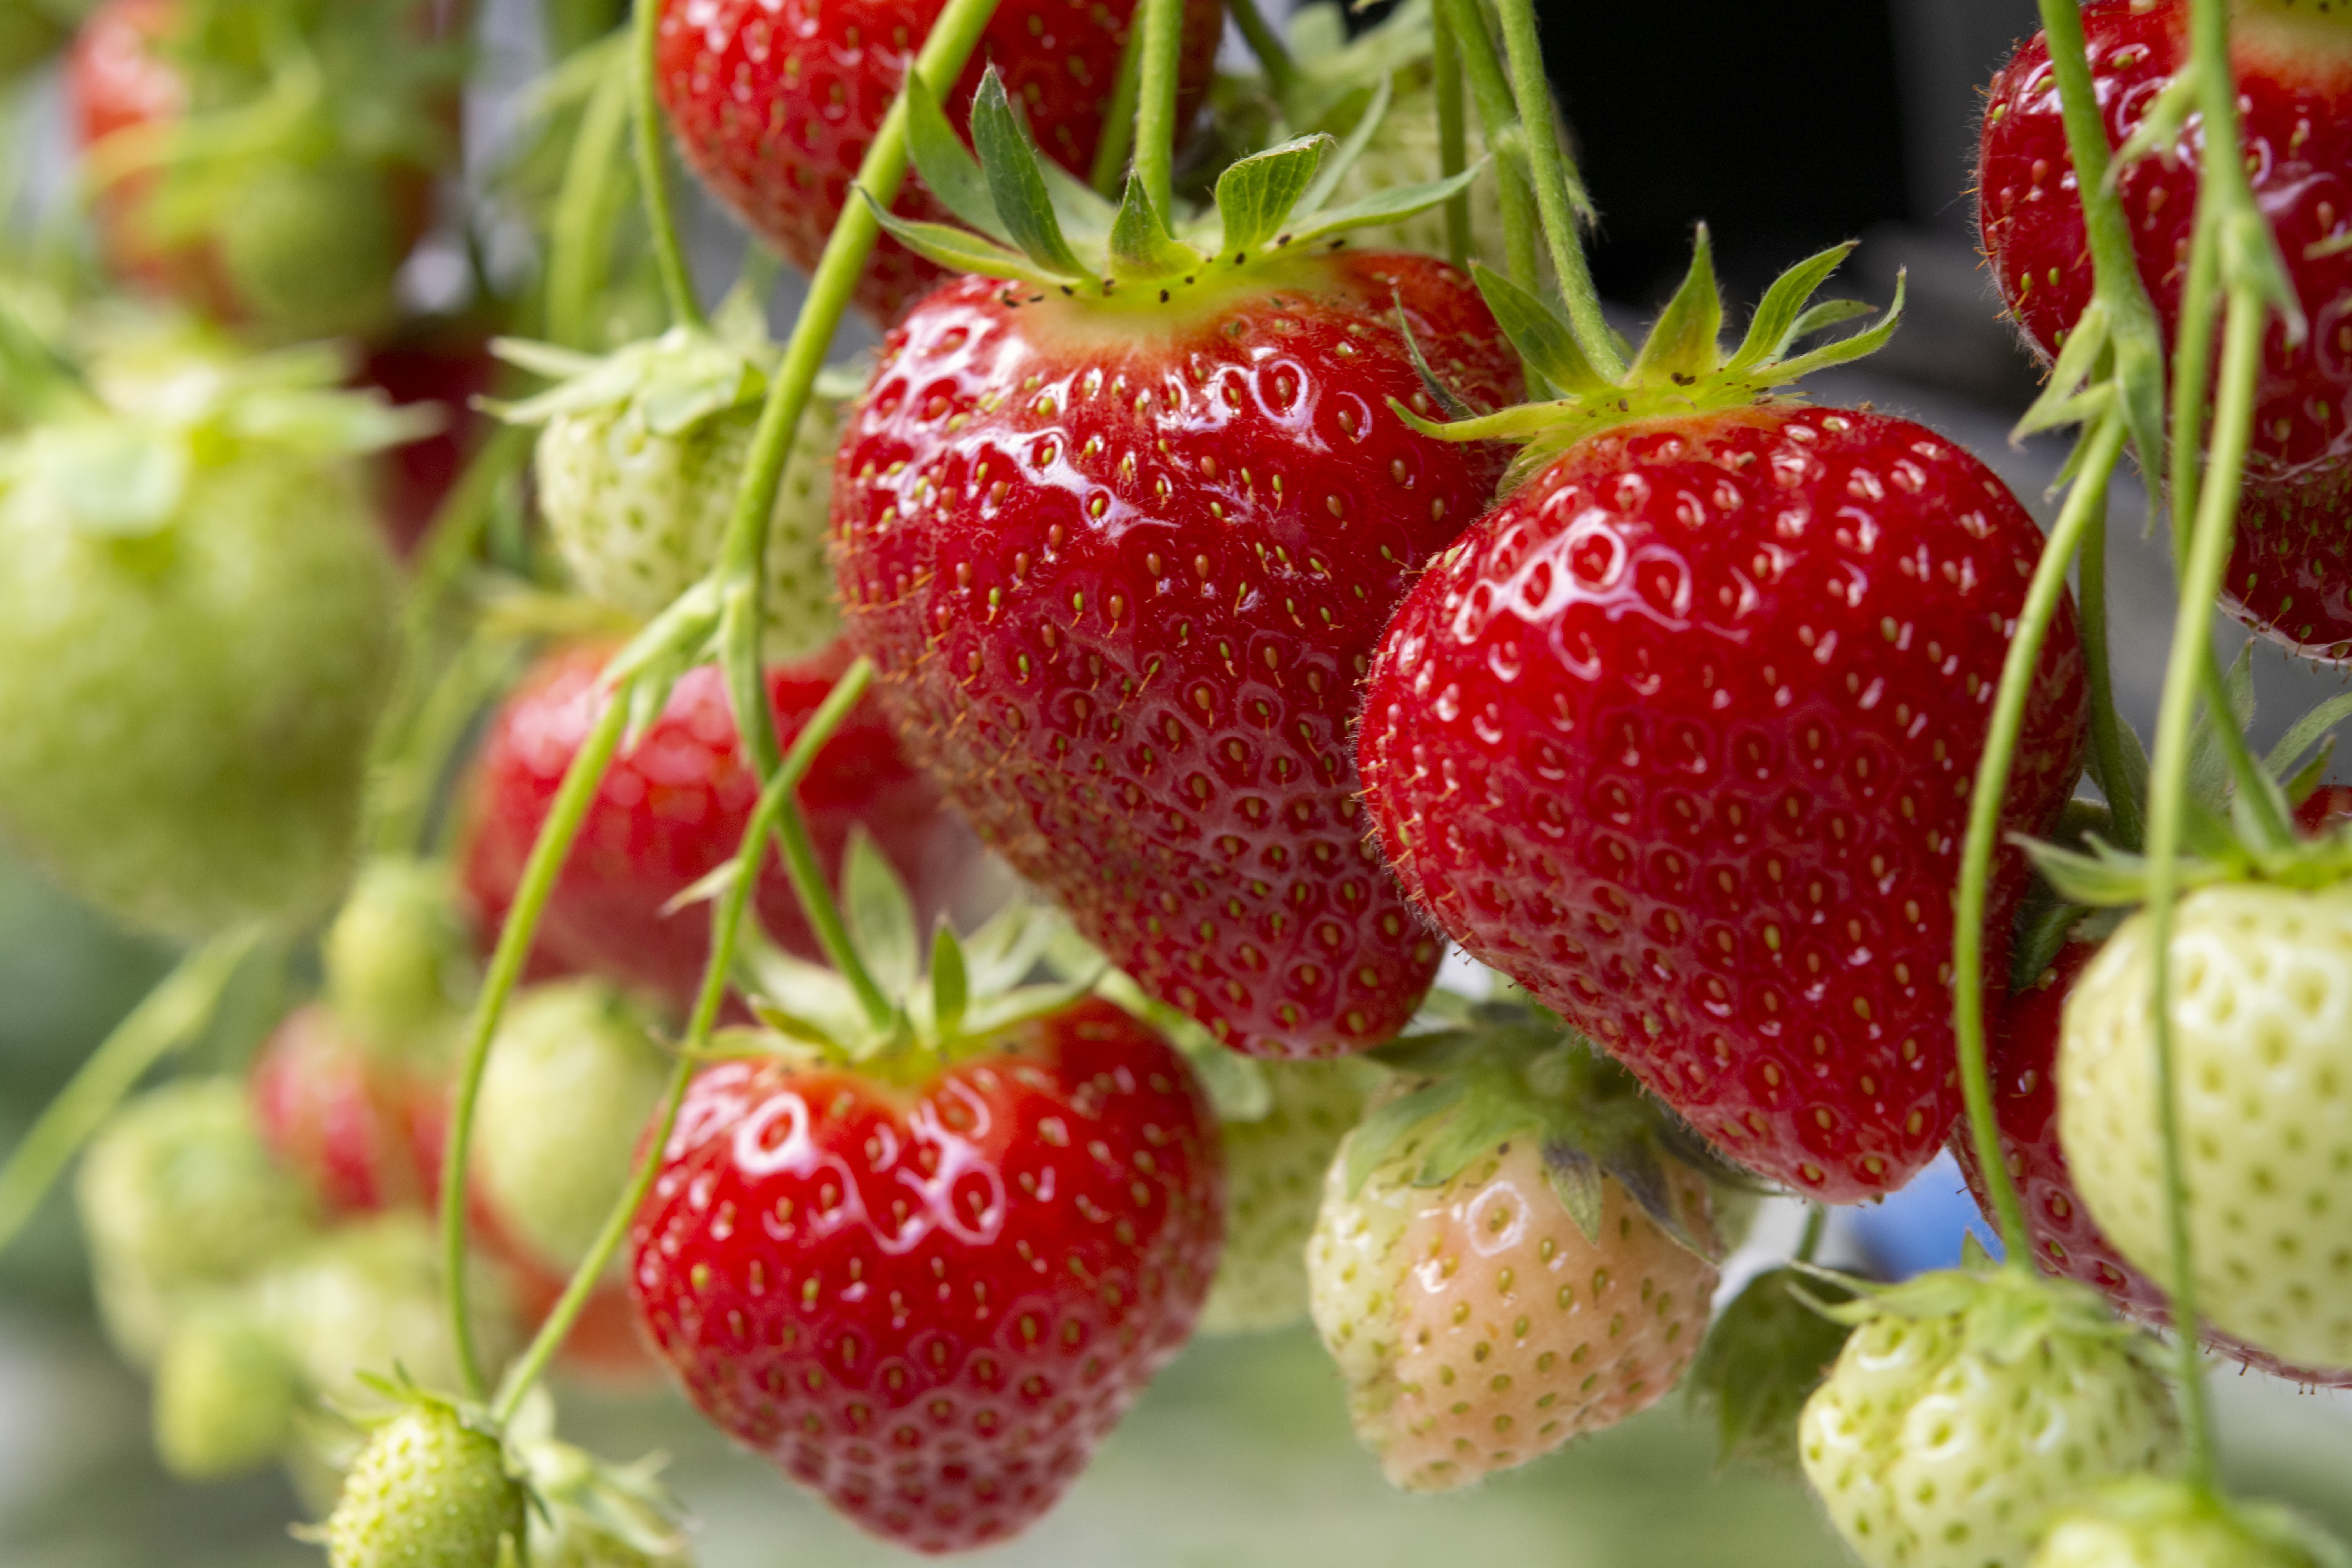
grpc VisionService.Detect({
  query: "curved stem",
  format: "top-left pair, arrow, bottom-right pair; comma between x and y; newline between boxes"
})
632,0 -> 704,332
492,663 -> 876,1423
1132,0 -> 1184,224
0,929 -> 260,1259
1432,2 -> 1470,270
2076,498 -> 2143,850
440,691 -> 630,1399
1953,410 -> 2128,1263
1223,0 -> 1296,101
1090,16 -> 1145,198
547,46 -> 633,351
1490,0 -> 1617,377
2145,295 -> 2266,1490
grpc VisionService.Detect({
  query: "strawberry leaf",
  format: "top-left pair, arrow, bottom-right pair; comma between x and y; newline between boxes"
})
1687,1266 -> 1857,1478
1470,263 -> 1608,394
1108,174 -> 1201,281
1279,161 -> 1485,251
903,70 -> 1011,244
859,196 -> 1074,289
1213,135 -> 1331,258
969,69 -> 1099,287
1722,241 -> 1858,373
930,922 -> 969,1037
1628,227 -> 1725,385
1540,1142 -> 1606,1242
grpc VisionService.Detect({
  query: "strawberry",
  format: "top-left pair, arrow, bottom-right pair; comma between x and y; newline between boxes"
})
630,882 -> 1223,1553
832,80 -> 1516,1059
250,1004 -> 444,1217
456,641 -> 971,1013
1955,939 -> 2352,1388
0,346 -> 414,939
1798,1265 -> 2181,1568
77,1077 -> 315,1363
653,0 -> 1225,324
1307,1007 -> 1719,1492
323,1392 -> 526,1568
2034,1477 -> 2351,1568
151,1305 -> 301,1479
494,328 -> 852,661
68,0 -> 458,340
1978,0 -> 2352,660
2058,880 -> 2352,1372
472,979 -> 668,1278
1200,1056 -> 1375,1335
1357,239 -> 2087,1199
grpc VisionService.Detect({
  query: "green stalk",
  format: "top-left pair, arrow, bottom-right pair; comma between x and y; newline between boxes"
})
709,0 -> 1005,784
1490,0 -> 1618,378
492,662 -> 876,1423
2076,498 -> 2142,849
547,49 -> 633,351
545,0 -> 623,60
1133,0 -> 1184,223
440,693 -> 630,1399
632,0 -> 705,331
1430,0 -> 1551,392
2165,216 -> 2222,557
1223,0 -> 1297,100
0,929 -> 260,1259
2143,294 -> 2264,1490
1951,410 -> 2128,1263
1794,1204 -> 1829,1266
1432,2 -> 1470,270
1090,16 -> 1145,197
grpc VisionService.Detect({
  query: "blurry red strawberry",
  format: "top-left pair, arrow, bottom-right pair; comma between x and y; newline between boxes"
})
457,642 -> 975,1013
249,1004 -> 441,1217
356,325 -> 499,558
653,0 -> 1224,323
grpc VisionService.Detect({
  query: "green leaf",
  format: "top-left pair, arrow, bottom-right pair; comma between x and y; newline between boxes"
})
1187,1047 -> 1274,1123
1629,226 -> 1725,385
842,829 -> 918,998
1280,161 -> 1485,250
903,69 -> 1009,241
1470,262 -> 1608,394
1214,135 -> 1331,258
2083,713 -> 2152,846
969,68 -> 1099,285
929,922 -> 969,1037
2185,643 -> 2256,814
1108,173 -> 1202,281
1723,241 -> 1857,372
1344,1076 -> 1467,1197
860,193 -> 1074,288
1686,1267 -> 1858,1478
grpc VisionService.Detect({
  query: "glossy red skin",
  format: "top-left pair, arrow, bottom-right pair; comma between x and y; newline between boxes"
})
458,643 -> 973,1014
1957,941 -> 2352,1388
356,328 -> 499,560
1358,408 -> 2088,1202
831,257 -> 1519,1060
628,999 -> 1221,1553
654,0 -> 1223,325
249,1004 -> 441,1216
1981,0 -> 2352,658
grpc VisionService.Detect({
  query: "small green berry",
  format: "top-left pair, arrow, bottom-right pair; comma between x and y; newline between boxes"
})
325,1397 -> 524,1568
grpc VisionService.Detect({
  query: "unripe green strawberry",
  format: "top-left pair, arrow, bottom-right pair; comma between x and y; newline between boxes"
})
254,1212 -> 518,1415
472,979 -> 666,1275
325,1394 -> 525,1568
499,330 -> 846,660
324,857 -> 475,1061
2059,883 -> 2352,1370
1798,1269 -> 2181,1568
0,353 -> 413,937
78,1077 -> 314,1362
2034,1478 -> 2350,1568
1200,1057 -> 1375,1335
151,1304 -> 300,1479
1307,1016 -> 1719,1492
216,159 -> 407,343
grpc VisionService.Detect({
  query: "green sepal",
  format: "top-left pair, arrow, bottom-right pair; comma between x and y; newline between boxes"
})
1109,174 -> 1204,281
1809,1258 -> 2165,1372
1214,135 -> 1334,258
1627,226 -> 1726,385
505,1387 -> 691,1564
489,326 -> 767,437
862,193 -> 1078,289
903,69 -> 1013,244
1277,160 -> 1486,251
930,922 -> 970,1037
1686,1266 -> 1858,1478
970,71 -> 1100,287
1470,262 -> 1608,394
1722,241 -> 1858,372
842,828 -> 919,1002
1292,74 -> 1392,220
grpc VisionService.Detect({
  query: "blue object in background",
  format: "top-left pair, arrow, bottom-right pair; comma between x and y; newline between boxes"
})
1845,1151 -> 2005,1279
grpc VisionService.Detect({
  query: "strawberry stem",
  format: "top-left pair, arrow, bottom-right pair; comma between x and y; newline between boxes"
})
1490,0 -> 1619,379
546,45 -> 634,350
440,690 -> 630,1399
1431,3 -> 1470,270
490,661 -> 877,1424
1950,407 -> 2128,1266
1794,1204 -> 1828,1265
765,666 -> 898,1032
1133,0 -> 1185,227
0,927 -> 262,1262
1223,0 -> 1297,100
1428,0 -> 1552,392
1089,18 -> 1145,197
2076,510 -> 2143,850
633,0 -> 706,332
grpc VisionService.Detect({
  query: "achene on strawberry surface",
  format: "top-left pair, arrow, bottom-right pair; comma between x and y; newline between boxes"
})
1359,240 -> 2087,1200
833,76 -> 1517,1060
1980,0 -> 2352,660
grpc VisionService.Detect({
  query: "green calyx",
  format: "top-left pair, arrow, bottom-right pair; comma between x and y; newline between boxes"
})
724,831 -> 1099,1080
1348,998 -> 1720,1258
2037,1476 -> 2352,1568
505,1388 -> 691,1566
864,64 -> 1483,306
1805,1240 -> 2164,1369
1400,227 -> 1903,485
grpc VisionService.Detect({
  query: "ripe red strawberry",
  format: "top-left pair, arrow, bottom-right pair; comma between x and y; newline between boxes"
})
1979,0 -> 2352,659
629,994 -> 1221,1552
653,0 -> 1225,324
832,91 -> 1517,1060
355,326 -> 499,559
249,1004 -> 444,1218
1959,939 -> 2352,1389
1357,241 -> 2087,1200
457,642 -> 973,1013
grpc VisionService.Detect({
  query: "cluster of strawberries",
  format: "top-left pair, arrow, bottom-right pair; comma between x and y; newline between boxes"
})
3,0 -> 2352,1565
